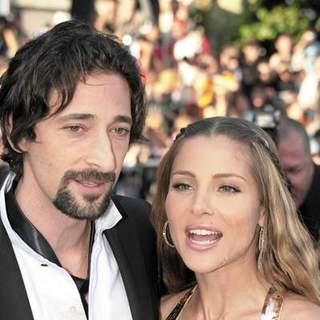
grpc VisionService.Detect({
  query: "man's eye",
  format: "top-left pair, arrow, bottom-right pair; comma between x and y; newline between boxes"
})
64,125 -> 84,133
172,183 -> 192,191
112,127 -> 130,136
218,185 -> 239,193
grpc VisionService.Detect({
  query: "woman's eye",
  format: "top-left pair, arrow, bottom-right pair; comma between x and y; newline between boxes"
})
218,185 -> 239,193
172,183 -> 192,191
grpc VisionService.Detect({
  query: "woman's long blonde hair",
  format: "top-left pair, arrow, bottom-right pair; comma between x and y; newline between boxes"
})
152,116 -> 320,304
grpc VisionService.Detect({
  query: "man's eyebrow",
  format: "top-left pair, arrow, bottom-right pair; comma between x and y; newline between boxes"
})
58,113 -> 94,121
115,115 -> 132,125
57,114 -> 132,125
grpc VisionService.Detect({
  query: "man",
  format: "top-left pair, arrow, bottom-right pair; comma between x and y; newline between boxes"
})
0,20 -> 159,320
277,117 -> 320,241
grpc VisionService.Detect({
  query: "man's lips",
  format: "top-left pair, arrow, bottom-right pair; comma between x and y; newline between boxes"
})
72,179 -> 110,195
74,179 -> 107,186
58,170 -> 117,199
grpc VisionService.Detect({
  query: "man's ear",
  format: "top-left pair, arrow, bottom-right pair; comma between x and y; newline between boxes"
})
4,116 -> 28,153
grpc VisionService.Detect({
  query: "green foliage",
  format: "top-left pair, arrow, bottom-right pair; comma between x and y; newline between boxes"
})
189,2 -> 245,54
239,5 -> 310,44
188,1 -> 313,53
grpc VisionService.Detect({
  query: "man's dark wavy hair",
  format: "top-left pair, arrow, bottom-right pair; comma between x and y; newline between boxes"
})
0,20 -> 146,179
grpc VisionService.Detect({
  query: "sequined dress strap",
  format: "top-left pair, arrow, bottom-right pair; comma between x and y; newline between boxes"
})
165,286 -> 196,320
261,286 -> 284,320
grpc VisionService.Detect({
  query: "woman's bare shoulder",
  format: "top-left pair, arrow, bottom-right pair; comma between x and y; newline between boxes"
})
160,289 -> 190,320
282,293 -> 320,320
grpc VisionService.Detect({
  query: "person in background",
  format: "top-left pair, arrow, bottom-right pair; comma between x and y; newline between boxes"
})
152,117 -> 320,320
240,41 -> 262,98
277,117 -> 320,241
0,20 -> 159,320
269,34 -> 294,72
0,15 -> 19,58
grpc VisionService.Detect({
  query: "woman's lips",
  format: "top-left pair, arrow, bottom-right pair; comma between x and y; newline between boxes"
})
185,225 -> 223,251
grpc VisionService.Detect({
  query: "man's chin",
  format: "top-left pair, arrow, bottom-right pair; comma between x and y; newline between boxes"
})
53,189 -> 112,221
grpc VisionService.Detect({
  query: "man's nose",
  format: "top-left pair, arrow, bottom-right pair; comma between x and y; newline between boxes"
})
85,134 -> 116,172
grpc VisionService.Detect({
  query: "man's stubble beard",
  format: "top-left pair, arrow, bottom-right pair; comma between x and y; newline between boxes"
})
53,169 -> 116,221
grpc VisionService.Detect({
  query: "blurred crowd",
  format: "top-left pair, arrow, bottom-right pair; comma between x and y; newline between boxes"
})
2,1 -> 320,205
110,1 -> 320,204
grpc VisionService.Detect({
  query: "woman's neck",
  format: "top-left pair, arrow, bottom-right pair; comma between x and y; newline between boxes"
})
188,258 -> 271,319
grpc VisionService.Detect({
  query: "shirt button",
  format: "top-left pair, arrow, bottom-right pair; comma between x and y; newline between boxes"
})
66,306 -> 84,320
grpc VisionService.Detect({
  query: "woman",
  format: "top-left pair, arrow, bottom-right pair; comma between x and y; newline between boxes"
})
152,117 -> 320,319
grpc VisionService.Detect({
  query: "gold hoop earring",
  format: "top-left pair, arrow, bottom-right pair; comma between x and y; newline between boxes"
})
162,221 -> 175,248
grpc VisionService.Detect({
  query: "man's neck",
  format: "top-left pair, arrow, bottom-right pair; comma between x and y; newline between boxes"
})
54,222 -> 93,278
14,177 -> 92,278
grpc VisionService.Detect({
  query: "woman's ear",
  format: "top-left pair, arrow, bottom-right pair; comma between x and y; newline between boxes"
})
258,207 -> 266,227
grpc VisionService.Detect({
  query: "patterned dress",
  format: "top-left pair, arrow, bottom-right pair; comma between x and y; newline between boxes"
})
165,285 -> 283,320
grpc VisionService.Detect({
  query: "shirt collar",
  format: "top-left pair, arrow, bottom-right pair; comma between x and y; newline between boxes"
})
3,171 -> 123,263
94,200 -> 122,234
6,185 -> 61,265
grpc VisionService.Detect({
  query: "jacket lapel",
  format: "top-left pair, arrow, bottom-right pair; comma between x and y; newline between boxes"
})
104,203 -> 157,320
0,219 -> 34,320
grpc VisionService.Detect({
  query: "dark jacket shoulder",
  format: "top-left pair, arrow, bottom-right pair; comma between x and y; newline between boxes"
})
111,194 -> 153,232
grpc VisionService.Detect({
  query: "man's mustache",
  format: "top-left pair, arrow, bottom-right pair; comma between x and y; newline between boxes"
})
61,169 -> 116,186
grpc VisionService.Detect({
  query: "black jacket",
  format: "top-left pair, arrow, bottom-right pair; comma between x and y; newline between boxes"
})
299,164 -> 320,241
0,180 -> 159,320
